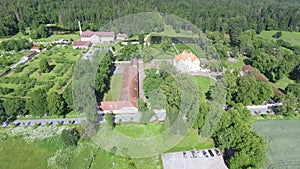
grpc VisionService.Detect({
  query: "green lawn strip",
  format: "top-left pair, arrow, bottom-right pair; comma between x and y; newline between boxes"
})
110,73 -> 123,101
0,83 -> 21,89
252,119 -> 300,168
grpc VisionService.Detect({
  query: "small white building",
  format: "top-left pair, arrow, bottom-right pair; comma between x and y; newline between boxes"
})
173,51 -> 201,72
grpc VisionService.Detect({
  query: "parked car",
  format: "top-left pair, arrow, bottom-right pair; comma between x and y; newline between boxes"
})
214,149 -> 221,156
202,150 -> 209,158
208,149 -> 214,157
191,151 -> 197,158
183,152 -> 187,158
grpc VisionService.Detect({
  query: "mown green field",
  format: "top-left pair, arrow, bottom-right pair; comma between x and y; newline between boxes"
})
252,119 -> 300,169
0,122 -> 213,169
257,31 -> 300,46
193,76 -> 215,97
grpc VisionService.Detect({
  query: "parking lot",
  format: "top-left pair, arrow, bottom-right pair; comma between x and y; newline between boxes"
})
162,148 -> 228,169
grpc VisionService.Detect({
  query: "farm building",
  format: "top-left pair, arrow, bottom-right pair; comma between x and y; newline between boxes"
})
98,58 -> 138,115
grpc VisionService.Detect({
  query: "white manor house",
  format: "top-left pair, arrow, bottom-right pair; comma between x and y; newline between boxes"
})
173,51 -> 201,72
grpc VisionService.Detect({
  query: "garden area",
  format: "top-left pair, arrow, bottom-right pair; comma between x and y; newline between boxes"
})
252,119 -> 300,169
0,46 -> 81,97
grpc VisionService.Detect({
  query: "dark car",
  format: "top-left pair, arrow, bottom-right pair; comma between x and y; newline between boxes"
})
208,149 -> 214,157
202,150 -> 209,158
191,151 -> 197,158
214,149 -> 221,156
183,152 -> 187,158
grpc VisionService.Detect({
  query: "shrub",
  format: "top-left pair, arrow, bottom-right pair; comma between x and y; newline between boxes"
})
272,31 -> 282,38
61,128 -> 80,146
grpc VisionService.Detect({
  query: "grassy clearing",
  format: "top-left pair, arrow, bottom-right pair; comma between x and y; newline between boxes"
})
257,31 -> 300,47
115,123 -> 163,138
223,57 -> 245,70
252,119 -> 300,169
34,34 -> 80,42
272,75 -> 295,90
167,129 -> 214,152
193,76 -> 214,96
0,139 -> 48,169
151,25 -> 198,38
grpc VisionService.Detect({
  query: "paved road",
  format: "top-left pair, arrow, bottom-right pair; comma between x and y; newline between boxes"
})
1,117 -> 86,127
1,110 -> 166,128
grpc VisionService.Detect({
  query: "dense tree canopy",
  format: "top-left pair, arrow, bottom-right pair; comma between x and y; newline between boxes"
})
26,88 -> 48,116
1,0 -> 300,38
214,104 -> 266,169
39,59 -> 51,73
47,92 -> 67,117
3,98 -> 25,121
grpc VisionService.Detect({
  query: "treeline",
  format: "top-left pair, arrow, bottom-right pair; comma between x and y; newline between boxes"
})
213,104 -> 266,169
0,38 -> 33,51
0,0 -> 300,37
0,84 -> 73,124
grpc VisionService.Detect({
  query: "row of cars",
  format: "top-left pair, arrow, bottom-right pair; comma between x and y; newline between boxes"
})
183,149 -> 221,158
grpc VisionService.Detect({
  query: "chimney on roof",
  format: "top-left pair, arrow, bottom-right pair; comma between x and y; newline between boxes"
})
78,21 -> 82,35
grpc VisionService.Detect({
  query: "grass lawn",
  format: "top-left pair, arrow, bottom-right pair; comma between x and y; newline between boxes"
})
105,73 -> 123,101
272,75 -> 295,90
115,123 -> 163,138
0,137 -> 62,169
150,43 -> 207,59
193,76 -> 215,97
223,57 -> 245,70
167,129 -> 215,152
34,33 -> 80,42
253,119 -> 300,169
257,31 -> 300,47
151,25 -> 198,38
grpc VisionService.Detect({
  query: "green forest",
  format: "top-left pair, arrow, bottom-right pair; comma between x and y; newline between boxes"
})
0,0 -> 300,38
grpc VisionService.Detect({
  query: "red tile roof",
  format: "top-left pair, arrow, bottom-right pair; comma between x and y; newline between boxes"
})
175,51 -> 198,61
242,65 -> 254,72
241,65 -> 282,96
72,40 -> 90,46
80,30 -> 115,38
117,33 -> 128,39
31,46 -> 40,50
99,58 -> 139,111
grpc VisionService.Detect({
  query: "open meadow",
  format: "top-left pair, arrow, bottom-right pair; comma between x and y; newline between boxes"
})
257,31 -> 300,47
253,119 -> 300,169
0,122 -> 214,169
